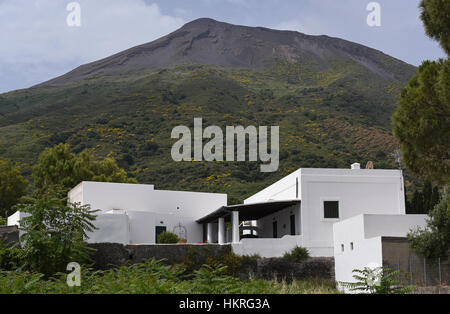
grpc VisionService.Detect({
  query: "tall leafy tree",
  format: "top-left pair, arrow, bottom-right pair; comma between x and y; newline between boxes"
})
32,143 -> 137,195
393,0 -> 450,184
0,158 -> 28,217
420,0 -> 450,55
392,59 -> 450,184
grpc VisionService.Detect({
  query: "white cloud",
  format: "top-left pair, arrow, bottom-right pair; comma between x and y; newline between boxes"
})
0,0 -> 185,92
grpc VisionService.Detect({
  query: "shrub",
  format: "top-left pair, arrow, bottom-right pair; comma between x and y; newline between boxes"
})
339,267 -> 414,294
283,246 -> 310,262
0,240 -> 22,271
17,194 -> 98,276
408,190 -> 450,258
157,231 -> 179,244
0,217 -> 6,226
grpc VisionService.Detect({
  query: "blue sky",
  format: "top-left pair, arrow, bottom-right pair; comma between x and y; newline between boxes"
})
0,0 -> 446,93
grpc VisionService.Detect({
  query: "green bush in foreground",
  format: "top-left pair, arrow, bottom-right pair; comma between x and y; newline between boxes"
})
339,267 -> 414,294
0,259 -> 339,294
283,246 -> 310,262
157,231 -> 180,244
16,194 -> 99,276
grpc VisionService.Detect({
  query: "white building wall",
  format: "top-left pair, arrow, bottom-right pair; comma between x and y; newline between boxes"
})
67,181 -> 226,244
244,168 -> 406,257
333,214 -> 427,292
72,181 -> 226,220
257,204 -> 301,238
301,169 -> 405,256
86,213 -> 130,245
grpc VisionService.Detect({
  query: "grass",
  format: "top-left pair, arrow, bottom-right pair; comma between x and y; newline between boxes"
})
0,259 -> 340,294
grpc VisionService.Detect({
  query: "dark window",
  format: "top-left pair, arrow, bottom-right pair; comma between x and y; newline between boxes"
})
290,215 -> 296,235
272,221 -> 278,238
324,201 -> 339,219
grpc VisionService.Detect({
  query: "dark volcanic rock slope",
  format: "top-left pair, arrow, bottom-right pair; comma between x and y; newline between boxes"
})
44,18 -> 415,85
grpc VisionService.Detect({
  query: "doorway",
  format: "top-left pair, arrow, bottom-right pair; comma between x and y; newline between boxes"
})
272,221 -> 278,238
290,215 -> 296,235
155,226 -> 167,243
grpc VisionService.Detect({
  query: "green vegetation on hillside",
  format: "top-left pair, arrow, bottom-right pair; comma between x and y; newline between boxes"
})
0,158 -> 28,217
0,60 -> 414,204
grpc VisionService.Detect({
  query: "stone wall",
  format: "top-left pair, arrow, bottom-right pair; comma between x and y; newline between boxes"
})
254,257 -> 335,282
87,243 -> 335,282
0,226 -> 19,247
88,243 -> 232,270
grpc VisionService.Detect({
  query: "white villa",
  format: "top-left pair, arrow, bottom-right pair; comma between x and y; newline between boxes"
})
7,163 -> 427,287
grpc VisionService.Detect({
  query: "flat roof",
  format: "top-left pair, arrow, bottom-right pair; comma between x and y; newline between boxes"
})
197,200 -> 300,224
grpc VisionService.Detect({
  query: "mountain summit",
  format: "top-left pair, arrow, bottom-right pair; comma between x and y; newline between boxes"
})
45,18 -> 414,85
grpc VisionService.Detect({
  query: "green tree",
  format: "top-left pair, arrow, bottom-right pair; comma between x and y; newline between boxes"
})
17,191 -> 99,276
393,1 -> 450,184
408,190 -> 449,258
431,186 -> 440,209
420,0 -> 450,55
422,181 -> 433,213
0,158 -> 28,217
412,190 -> 424,214
392,59 -> 450,183
32,143 -> 137,195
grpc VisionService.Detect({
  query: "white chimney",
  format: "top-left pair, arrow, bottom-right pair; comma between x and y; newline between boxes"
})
351,163 -> 360,170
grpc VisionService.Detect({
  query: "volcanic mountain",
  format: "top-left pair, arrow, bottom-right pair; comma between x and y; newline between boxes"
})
45,18 -> 414,85
0,18 -> 417,202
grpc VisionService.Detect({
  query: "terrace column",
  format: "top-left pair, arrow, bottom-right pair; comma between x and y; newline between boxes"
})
218,217 -> 225,244
207,223 -> 214,243
231,211 -> 240,244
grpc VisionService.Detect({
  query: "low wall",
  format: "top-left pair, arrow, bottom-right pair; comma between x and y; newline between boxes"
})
87,243 -> 335,282
88,243 -> 232,269
254,257 -> 335,282
0,226 -> 19,247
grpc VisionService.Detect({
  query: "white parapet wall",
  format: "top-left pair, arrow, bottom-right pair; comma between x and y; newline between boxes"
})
232,235 -> 304,258
333,214 -> 427,292
86,213 -> 130,245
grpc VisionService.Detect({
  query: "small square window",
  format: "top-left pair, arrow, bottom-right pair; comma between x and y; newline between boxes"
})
324,201 -> 339,219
